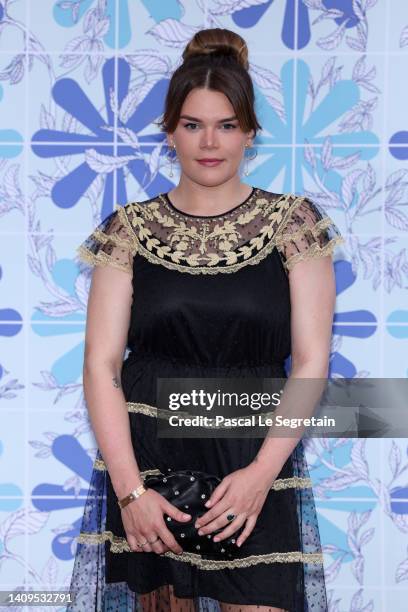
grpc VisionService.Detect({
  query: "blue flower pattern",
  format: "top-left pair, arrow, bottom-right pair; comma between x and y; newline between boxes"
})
0,0 -> 407,602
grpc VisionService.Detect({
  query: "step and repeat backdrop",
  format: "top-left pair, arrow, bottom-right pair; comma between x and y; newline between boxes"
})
0,0 -> 408,610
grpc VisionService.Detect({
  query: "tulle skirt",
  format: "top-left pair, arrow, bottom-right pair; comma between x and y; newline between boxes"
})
67,433 -> 327,611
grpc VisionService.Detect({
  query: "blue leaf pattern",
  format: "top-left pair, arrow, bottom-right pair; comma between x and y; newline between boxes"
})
0,0 -> 407,608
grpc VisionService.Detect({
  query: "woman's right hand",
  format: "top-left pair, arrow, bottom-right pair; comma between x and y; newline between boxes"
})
121,488 -> 192,555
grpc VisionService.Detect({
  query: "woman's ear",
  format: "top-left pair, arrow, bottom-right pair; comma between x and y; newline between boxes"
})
246,129 -> 255,145
167,132 -> 175,148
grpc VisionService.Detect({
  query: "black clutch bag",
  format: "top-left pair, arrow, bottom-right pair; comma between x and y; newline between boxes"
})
143,469 -> 245,558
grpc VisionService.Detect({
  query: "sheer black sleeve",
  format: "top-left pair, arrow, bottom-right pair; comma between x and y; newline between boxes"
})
76,206 -> 137,275
275,197 -> 344,272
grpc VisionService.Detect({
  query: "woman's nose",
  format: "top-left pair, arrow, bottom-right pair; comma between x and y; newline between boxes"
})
201,129 -> 218,148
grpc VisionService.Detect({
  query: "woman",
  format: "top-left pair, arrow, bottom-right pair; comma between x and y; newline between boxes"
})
68,28 -> 343,612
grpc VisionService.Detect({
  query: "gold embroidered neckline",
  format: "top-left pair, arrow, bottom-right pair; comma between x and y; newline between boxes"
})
117,190 -> 299,275
77,188 -> 344,275
159,186 -> 259,220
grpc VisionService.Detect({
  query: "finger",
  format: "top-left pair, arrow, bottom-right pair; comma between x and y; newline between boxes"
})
203,479 -> 229,509
164,501 -> 192,523
127,534 -> 142,553
138,535 -> 153,553
236,515 -> 257,547
212,514 -> 247,542
157,525 -> 184,555
195,497 -> 231,529
197,504 -> 238,535
149,535 -> 166,555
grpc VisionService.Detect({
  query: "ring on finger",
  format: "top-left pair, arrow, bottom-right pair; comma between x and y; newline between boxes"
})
213,514 -> 242,542
137,540 -> 149,547
226,512 -> 236,522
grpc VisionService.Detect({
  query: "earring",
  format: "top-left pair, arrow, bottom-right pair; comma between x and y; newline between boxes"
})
166,142 -> 177,178
244,144 -> 257,177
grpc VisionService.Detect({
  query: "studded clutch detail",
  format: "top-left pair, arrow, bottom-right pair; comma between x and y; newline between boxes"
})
143,469 -> 245,558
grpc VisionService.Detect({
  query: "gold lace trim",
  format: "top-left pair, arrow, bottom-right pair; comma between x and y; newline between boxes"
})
139,468 -> 162,478
93,457 -> 106,470
93,402 -> 313,489
92,443 -> 312,492
272,197 -> 345,271
77,244 -> 133,275
77,531 -> 323,567
126,401 -> 192,419
116,193 -> 310,275
78,192 -> 343,275
272,476 -> 312,490
283,236 -> 345,271
93,460 -> 162,477
93,456 -> 312,490
273,216 -> 335,245
127,402 -> 278,427
91,227 -> 136,251
128,402 -> 157,416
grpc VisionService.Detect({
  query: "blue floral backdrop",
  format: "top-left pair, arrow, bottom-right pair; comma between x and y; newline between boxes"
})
1,0 -> 408,609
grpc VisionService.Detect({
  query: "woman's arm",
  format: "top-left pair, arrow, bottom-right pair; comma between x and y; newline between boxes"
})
252,254 -> 336,483
83,264 -> 143,499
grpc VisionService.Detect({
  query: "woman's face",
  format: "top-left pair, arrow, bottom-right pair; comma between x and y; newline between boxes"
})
167,88 -> 254,186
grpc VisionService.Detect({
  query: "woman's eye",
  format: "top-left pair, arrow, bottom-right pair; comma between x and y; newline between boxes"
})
183,123 -> 237,130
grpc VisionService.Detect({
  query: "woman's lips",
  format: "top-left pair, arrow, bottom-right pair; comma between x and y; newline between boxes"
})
197,159 -> 224,167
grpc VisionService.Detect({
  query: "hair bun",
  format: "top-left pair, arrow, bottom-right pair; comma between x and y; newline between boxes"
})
182,28 -> 249,71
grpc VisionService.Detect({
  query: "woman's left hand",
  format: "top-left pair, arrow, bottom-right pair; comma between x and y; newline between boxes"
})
194,462 -> 279,548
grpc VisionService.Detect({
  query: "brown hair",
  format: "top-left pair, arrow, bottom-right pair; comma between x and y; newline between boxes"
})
156,28 -> 262,137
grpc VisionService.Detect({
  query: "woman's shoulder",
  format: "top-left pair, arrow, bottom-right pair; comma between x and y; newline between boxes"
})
120,193 -> 164,213
254,188 -> 320,212
76,203 -> 140,274
270,192 -> 345,272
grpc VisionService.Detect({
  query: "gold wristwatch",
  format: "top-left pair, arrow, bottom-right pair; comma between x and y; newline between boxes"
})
117,484 -> 147,509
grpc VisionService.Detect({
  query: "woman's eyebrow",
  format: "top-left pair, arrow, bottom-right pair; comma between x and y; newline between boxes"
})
180,115 -> 238,122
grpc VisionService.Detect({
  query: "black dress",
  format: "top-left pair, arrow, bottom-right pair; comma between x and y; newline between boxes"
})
68,186 -> 344,611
